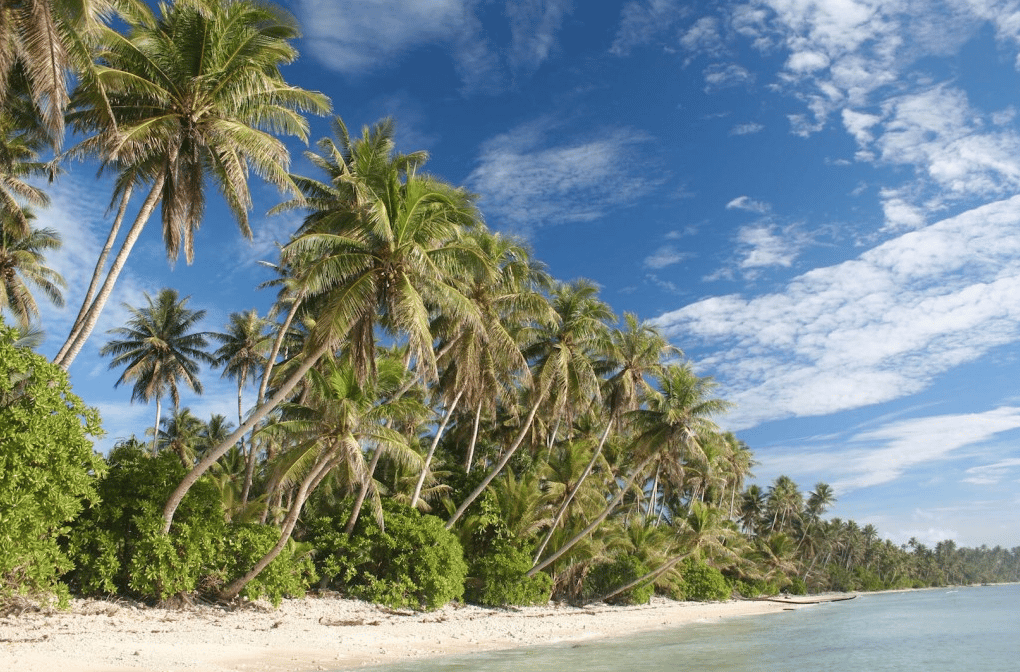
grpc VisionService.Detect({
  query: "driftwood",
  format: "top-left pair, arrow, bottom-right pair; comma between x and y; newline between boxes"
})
755,594 -> 857,605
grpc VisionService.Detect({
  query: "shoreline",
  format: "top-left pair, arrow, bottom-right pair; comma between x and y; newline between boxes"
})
0,594 -> 821,672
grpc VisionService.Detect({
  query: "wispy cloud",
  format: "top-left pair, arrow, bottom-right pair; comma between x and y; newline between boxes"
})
644,244 -> 691,269
726,195 -> 769,213
654,195 -> 1020,429
467,117 -> 661,234
299,0 -> 574,92
737,225 -> 800,270
963,457 -> 1020,485
730,122 -> 764,135
610,0 -> 687,56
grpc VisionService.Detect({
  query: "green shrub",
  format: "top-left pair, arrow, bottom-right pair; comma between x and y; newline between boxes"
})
216,523 -> 316,606
673,558 -> 731,601
732,578 -> 780,598
0,324 -> 105,609
786,576 -> 807,596
466,541 -> 552,606
582,555 -> 654,605
308,501 -> 467,610
64,444 -> 226,601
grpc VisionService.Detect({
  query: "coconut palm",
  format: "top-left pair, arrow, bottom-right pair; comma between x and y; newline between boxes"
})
212,309 -> 271,506
0,209 -> 64,327
155,406 -> 205,467
532,312 -> 678,562
55,0 -> 330,369
0,0 -> 120,146
446,279 -> 612,529
100,288 -> 213,453
530,363 -> 730,576
218,354 -> 423,601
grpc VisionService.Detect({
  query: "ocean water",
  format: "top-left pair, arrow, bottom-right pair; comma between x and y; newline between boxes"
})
352,584 -> 1019,672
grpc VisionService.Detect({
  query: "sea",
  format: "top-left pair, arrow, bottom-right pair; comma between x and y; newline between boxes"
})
351,584 -> 1019,672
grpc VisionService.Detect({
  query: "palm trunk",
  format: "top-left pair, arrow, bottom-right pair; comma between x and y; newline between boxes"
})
55,173 -> 166,370
463,400 -> 482,473
152,397 -> 162,455
645,465 -> 660,520
528,453 -> 657,577
344,447 -> 383,535
219,449 -> 339,601
594,550 -> 694,605
445,395 -> 544,529
54,184 -> 133,364
161,340 -> 333,533
410,389 -> 462,509
258,299 -> 301,406
237,379 -> 256,509
532,418 -> 614,564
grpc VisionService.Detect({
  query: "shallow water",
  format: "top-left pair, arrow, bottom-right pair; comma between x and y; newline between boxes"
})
348,584 -> 1019,672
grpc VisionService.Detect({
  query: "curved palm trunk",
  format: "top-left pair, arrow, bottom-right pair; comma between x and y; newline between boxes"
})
532,418 -> 614,564
410,389 -> 462,509
528,453 -> 656,577
54,185 -> 133,364
219,449 -> 340,601
464,400 -> 482,473
645,464 -> 660,520
55,174 -> 166,369
152,397 -> 162,455
237,377 -> 258,508
258,298 -> 301,406
161,340 -> 333,533
593,549 -> 694,605
445,395 -> 543,530
344,447 -> 383,535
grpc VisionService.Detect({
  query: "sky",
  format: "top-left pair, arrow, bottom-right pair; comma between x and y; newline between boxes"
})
24,0 -> 1020,550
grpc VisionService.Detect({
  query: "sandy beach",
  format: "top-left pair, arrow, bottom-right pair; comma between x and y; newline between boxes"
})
0,594 -> 816,672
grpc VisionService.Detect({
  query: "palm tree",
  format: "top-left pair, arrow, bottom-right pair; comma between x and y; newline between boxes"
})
532,312 -> 678,562
529,363 -> 731,576
161,116 -> 486,532
446,279 -> 612,529
100,288 -> 213,452
0,0 -> 118,145
155,406 -> 205,468
218,354 -> 423,601
212,309 -> 271,506
0,209 -> 64,327
54,0 -> 330,369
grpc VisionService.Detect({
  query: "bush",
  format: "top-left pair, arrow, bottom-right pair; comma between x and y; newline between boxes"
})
216,523 -> 316,606
732,578 -> 780,598
64,444 -> 226,601
308,501 -> 467,610
786,576 -> 807,596
0,324 -> 105,609
582,555 -> 654,605
465,541 -> 552,606
672,558 -> 731,601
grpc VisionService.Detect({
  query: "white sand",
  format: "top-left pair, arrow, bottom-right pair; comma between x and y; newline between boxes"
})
0,595 -> 811,672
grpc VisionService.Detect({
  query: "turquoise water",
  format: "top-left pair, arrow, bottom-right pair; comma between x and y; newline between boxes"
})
352,584 -> 1019,672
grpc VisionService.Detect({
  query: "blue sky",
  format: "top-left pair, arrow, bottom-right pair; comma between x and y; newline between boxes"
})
27,0 -> 1020,549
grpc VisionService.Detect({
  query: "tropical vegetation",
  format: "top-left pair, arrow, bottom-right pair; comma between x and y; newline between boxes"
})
2,0 -> 1019,614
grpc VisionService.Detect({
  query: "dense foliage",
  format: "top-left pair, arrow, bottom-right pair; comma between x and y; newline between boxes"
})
1,0 -> 1018,615
0,321 -> 104,608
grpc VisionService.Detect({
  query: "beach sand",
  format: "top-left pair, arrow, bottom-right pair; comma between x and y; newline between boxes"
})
0,594 -> 813,672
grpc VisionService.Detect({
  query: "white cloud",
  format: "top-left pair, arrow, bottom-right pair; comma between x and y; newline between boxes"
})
963,457 -> 1020,485
737,225 -> 799,269
730,122 -> 765,135
644,245 -> 691,269
704,63 -> 754,90
654,195 -> 1020,429
507,0 -> 574,73
467,118 -> 660,233
610,0 -> 686,56
726,195 -> 770,213
297,0 -> 500,91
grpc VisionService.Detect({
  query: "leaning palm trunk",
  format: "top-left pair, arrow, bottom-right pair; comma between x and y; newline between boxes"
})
54,185 -> 133,364
464,400 -> 482,473
161,340 -> 333,533
410,389 -> 462,508
445,395 -> 544,529
593,550 -> 694,605
55,174 -> 166,369
532,418 -> 614,564
528,453 -> 657,576
344,446 -> 383,535
258,298 -> 301,406
219,448 -> 340,601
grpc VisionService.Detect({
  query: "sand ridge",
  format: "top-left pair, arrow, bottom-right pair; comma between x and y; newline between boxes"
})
0,595 -> 810,671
